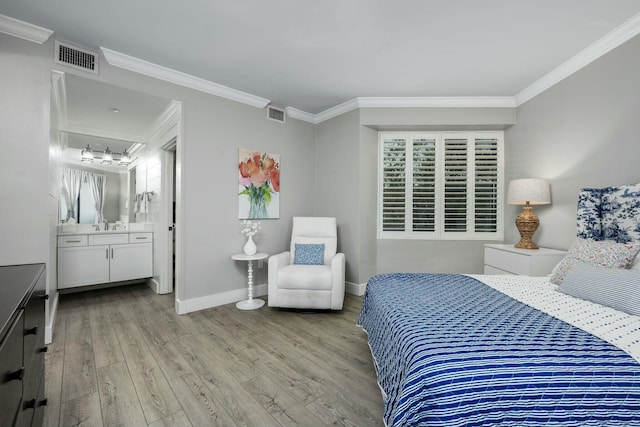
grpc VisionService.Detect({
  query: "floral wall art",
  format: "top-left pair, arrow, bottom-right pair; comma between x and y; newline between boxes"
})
238,148 -> 280,219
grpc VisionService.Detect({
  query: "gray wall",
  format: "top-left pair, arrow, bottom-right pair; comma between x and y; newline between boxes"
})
0,34 -> 50,266
4,26 -> 640,307
357,124 -> 378,283
0,33 -> 316,305
363,107 -> 517,276
314,106 -> 517,283
505,33 -> 640,250
315,110 -> 361,283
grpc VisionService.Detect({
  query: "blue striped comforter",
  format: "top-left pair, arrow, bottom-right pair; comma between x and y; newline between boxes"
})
357,273 -> 640,426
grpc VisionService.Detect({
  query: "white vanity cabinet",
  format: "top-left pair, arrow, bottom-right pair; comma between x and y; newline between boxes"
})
58,233 -> 153,289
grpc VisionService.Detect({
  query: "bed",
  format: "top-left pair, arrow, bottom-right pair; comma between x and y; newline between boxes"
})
358,184 -> 640,426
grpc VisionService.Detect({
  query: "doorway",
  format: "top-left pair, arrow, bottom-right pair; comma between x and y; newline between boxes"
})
159,139 -> 177,293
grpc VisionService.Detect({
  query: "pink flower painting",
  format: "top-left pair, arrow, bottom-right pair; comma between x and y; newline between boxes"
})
238,148 -> 280,219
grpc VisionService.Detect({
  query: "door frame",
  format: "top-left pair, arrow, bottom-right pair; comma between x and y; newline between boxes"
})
146,101 -> 182,298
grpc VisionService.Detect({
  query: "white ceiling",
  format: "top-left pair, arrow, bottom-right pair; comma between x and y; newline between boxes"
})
59,74 -> 171,172
2,1 -> 640,115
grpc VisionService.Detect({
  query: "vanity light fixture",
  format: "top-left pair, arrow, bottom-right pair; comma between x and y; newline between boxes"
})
102,147 -> 113,164
80,144 -> 94,163
119,149 -> 131,166
80,144 -> 131,166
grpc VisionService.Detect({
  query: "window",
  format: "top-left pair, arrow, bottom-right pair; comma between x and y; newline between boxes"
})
378,131 -> 504,240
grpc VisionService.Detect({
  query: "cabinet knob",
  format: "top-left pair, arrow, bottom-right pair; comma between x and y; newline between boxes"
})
38,398 -> 48,407
24,398 -> 36,409
6,367 -> 24,381
41,294 -> 49,300
25,326 -> 38,335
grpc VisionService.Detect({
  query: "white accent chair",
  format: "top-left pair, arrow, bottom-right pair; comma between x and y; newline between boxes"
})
268,217 -> 345,310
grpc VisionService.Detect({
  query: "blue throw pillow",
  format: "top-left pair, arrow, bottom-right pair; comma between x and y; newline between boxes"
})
293,243 -> 325,265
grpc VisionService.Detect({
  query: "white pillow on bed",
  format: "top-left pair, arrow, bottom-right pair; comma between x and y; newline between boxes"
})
558,262 -> 640,317
549,237 -> 640,285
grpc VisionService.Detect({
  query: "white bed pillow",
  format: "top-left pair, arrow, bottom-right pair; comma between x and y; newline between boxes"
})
558,262 -> 640,317
549,237 -> 640,285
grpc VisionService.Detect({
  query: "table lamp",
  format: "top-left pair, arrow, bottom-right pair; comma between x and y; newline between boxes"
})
507,178 -> 550,249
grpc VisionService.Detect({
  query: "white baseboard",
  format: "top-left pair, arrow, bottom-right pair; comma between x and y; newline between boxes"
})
174,281 -> 366,314
175,283 -> 268,314
346,281 -> 367,296
45,291 -> 59,345
147,277 -> 160,294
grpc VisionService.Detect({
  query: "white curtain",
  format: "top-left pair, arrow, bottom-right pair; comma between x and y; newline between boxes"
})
83,170 -> 107,224
61,167 -> 82,222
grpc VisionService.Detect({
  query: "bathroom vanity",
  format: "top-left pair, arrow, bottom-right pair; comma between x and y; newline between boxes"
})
57,231 -> 153,289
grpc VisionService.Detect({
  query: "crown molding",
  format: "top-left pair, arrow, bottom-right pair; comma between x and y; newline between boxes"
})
312,98 -> 361,124
305,96 -> 516,124
101,47 -> 270,109
284,107 -> 317,124
515,11 -> 640,106
357,96 -> 516,109
0,14 -> 53,44
13,7 -> 633,124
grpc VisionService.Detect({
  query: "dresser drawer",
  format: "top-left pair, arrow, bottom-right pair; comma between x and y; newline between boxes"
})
57,235 -> 88,247
0,312 -> 24,427
129,233 -> 153,243
485,247 -> 531,275
23,292 -> 45,409
484,244 -> 567,276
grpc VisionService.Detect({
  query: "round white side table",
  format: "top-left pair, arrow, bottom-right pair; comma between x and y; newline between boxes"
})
232,253 -> 268,310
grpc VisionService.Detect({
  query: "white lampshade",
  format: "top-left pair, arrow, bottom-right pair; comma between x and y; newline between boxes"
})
507,178 -> 550,205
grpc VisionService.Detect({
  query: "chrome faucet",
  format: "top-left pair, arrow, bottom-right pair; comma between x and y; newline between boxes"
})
103,219 -> 108,230
93,224 -> 100,231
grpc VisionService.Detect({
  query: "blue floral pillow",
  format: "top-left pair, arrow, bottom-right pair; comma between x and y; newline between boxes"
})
293,243 -> 325,265
577,188 -> 603,241
577,183 -> 640,243
600,183 -> 640,243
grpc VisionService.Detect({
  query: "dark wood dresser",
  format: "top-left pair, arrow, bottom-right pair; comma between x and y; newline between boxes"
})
0,264 -> 47,427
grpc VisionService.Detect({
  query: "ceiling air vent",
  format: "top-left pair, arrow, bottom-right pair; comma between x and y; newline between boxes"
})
54,40 -> 99,74
267,106 -> 285,123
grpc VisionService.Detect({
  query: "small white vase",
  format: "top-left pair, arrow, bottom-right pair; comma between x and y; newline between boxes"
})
243,235 -> 257,256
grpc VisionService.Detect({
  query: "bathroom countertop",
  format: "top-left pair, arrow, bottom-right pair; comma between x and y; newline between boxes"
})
58,227 -> 154,236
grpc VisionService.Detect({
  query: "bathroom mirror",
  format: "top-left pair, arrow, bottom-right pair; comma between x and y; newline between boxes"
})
55,73 -> 170,225
60,131 -> 143,224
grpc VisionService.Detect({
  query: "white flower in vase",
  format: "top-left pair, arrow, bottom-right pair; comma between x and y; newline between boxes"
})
240,219 -> 261,255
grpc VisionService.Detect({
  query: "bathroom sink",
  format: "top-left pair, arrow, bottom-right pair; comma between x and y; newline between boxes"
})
58,225 -> 128,235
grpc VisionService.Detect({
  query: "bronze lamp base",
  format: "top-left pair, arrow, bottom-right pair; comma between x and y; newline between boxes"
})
514,203 -> 540,249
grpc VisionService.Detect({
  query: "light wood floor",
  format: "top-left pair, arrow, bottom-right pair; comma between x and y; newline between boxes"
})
44,284 -> 384,426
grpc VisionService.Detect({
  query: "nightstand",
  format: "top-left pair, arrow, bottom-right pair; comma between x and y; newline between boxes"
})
484,244 -> 566,276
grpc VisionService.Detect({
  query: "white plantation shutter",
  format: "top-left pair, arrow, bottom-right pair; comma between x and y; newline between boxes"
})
412,136 -> 436,232
381,135 -> 407,232
443,137 -> 468,233
379,131 -> 503,239
474,137 -> 499,232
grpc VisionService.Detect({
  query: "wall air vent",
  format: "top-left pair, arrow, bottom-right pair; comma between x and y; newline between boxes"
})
54,40 -> 99,74
267,106 -> 286,123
